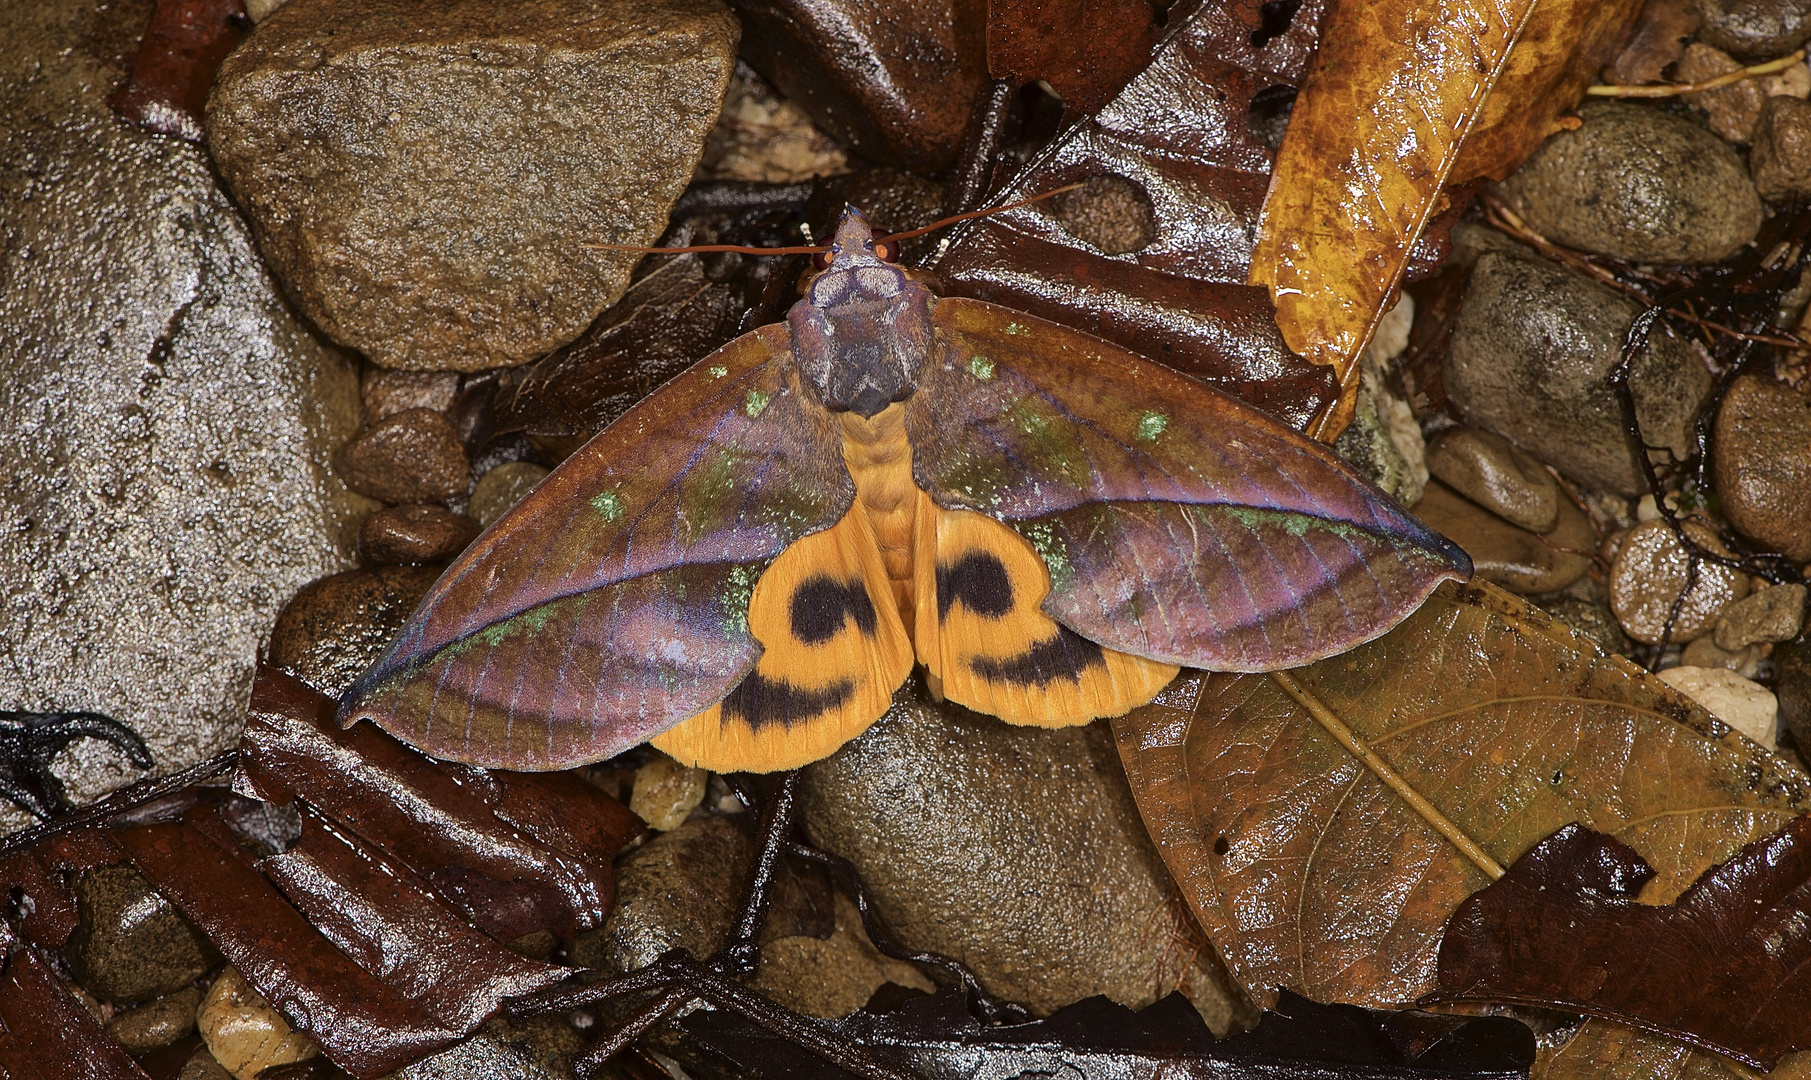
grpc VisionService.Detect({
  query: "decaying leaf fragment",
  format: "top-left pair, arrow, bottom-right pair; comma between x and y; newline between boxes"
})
1111,581 -> 1811,1011
1249,0 -> 1644,438
985,0 -> 1165,114
1430,815 -> 1811,1070
682,984 -> 1536,1079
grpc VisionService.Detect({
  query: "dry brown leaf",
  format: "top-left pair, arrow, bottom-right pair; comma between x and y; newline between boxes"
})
1249,0 -> 1643,439
1537,1021 -> 1811,1080
1111,581 -> 1811,1011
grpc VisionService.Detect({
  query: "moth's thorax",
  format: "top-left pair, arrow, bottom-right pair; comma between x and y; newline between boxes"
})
838,403 -> 918,621
789,211 -> 934,418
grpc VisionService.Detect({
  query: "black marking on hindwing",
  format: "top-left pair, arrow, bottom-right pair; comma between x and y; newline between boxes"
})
722,671 -> 856,730
789,576 -> 878,645
970,627 -> 1106,687
936,552 -> 1016,620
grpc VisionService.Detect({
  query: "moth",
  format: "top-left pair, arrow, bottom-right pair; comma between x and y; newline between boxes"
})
341,208 -> 1470,773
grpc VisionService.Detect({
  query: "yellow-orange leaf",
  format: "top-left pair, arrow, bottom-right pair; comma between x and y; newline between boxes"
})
1250,0 -> 1642,441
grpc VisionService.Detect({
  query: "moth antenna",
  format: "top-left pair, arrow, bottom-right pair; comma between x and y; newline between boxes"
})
580,241 -> 830,255
880,182 -> 1086,243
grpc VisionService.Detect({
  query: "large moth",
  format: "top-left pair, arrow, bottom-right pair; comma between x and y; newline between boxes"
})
341,208 -> 1470,773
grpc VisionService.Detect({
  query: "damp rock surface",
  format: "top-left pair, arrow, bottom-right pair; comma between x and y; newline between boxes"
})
0,0 -> 371,833
206,0 -> 740,372
70,865 -> 217,1005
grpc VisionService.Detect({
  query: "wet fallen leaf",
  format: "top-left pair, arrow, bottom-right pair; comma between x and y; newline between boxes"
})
109,0 -> 251,142
986,0 -> 1166,114
683,984 -> 1536,1079
1111,581 -> 1811,1011
1249,0 -> 1643,437
0,923 -> 148,1080
1537,1019 -> 1811,1080
937,0 -> 1341,429
1430,815 -> 1811,1069
1606,0 -> 1701,85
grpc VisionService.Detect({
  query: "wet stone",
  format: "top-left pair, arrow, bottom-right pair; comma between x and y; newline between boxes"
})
179,1048 -> 235,1080
197,967 -> 320,1080
1608,518 -> 1751,644
362,370 -> 461,430
1444,248 -> 1713,495
697,61 -> 852,183
1539,587 -> 1635,657
384,1015 -> 585,1080
1755,95 -> 1811,203
207,0 -> 739,372
1695,0 -> 1811,58
470,462 -> 551,529
1682,633 -> 1764,677
1716,378 -> 1811,566
797,685 -> 1248,1029
628,752 -> 708,831
570,812 -> 933,1020
733,0 -> 988,172
0,0 -> 372,834
71,864 -> 216,1004
1778,636 -> 1811,759
1495,100 -> 1763,264
1334,364 -> 1426,507
266,565 -> 444,697
1412,479 -> 1595,595
1716,582 -> 1809,649
106,985 -> 203,1054
1658,665 -> 1780,747
334,409 -> 471,506
358,504 -> 480,565
1675,43 -> 1810,142
1425,426 -> 1560,533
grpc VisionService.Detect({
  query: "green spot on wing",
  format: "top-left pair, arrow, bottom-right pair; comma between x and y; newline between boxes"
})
709,365 -> 728,379
969,355 -> 995,379
1216,504 -> 1372,544
745,389 -> 771,417
1136,411 -> 1168,441
1003,322 -> 1029,336
1018,520 -> 1073,592
590,491 -> 624,523
722,563 -> 759,635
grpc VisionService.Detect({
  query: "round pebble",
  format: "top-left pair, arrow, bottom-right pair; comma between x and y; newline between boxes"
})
1657,665 -> 1780,748
361,369 -> 460,428
197,967 -> 320,1080
333,407 -> 470,505
1410,479 -> 1595,594
267,565 -> 444,697
1713,373 -> 1811,561
1425,426 -> 1559,534
629,752 -> 709,831
470,462 -> 551,528
1608,518 -> 1751,644
1696,0 -> 1811,59
1752,95 -> 1811,203
71,865 -> 216,1004
1495,101 -> 1763,264
358,503 -> 481,564
1714,582 -> 1808,649
106,986 -> 202,1054
1682,634 -> 1764,678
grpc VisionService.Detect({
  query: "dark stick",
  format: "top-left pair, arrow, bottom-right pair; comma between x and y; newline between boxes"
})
0,749 -> 237,859
720,769 -> 802,975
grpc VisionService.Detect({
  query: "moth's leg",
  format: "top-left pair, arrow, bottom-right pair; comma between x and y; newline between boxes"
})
715,768 -> 803,975
784,839 -> 1031,1025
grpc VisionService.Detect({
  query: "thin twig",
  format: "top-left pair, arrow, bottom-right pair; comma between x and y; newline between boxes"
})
1587,48 -> 1807,97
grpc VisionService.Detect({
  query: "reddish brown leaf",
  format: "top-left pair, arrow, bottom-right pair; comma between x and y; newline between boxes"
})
109,0 -> 250,142
1430,815 -> 1811,1070
0,850 -> 78,947
235,665 -> 641,941
986,0 -> 1164,114
940,0 -> 1340,430
115,820 -> 455,1079
0,927 -> 151,1080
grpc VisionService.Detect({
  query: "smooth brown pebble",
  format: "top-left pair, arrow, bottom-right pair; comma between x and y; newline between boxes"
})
71,865 -> 216,1004
1609,518 -> 1750,643
1424,426 -> 1560,533
1715,582 -> 1808,649
1713,373 -> 1811,561
197,967 -> 319,1080
333,408 -> 469,505
470,462 -> 551,528
1410,480 -> 1595,594
1682,634 -> 1763,677
267,565 -> 444,697
106,986 -> 203,1054
178,1047 -> 235,1080
361,369 -> 460,428
1752,95 -> 1811,201
629,751 -> 708,831
1677,43 -> 1769,143
359,504 -> 480,564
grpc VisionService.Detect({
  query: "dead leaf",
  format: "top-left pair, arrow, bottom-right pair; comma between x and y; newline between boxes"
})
1430,816 -> 1811,1069
109,0 -> 251,142
1110,581 -> 1811,1011
0,923 -> 149,1080
986,0 -> 1165,115
1249,0 -> 1643,439
1605,0 -> 1701,86
939,0 -> 1341,430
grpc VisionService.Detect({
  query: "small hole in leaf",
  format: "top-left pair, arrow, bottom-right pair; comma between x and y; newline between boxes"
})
1048,174 -> 1156,255
1250,0 -> 1303,48
1214,835 -> 1230,855
1248,84 -> 1298,152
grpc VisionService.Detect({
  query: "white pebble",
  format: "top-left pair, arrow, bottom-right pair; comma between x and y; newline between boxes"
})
1658,665 -> 1779,749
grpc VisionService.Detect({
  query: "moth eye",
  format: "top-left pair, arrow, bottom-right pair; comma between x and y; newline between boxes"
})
872,240 -> 897,263
812,248 -> 833,271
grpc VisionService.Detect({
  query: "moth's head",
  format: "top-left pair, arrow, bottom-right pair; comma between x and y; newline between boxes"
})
789,205 -> 935,418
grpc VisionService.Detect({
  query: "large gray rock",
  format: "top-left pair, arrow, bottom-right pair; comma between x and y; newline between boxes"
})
798,685 -> 1250,1032
1495,101 -> 1763,264
0,0 -> 371,833
1444,249 -> 1713,496
206,0 -> 739,372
